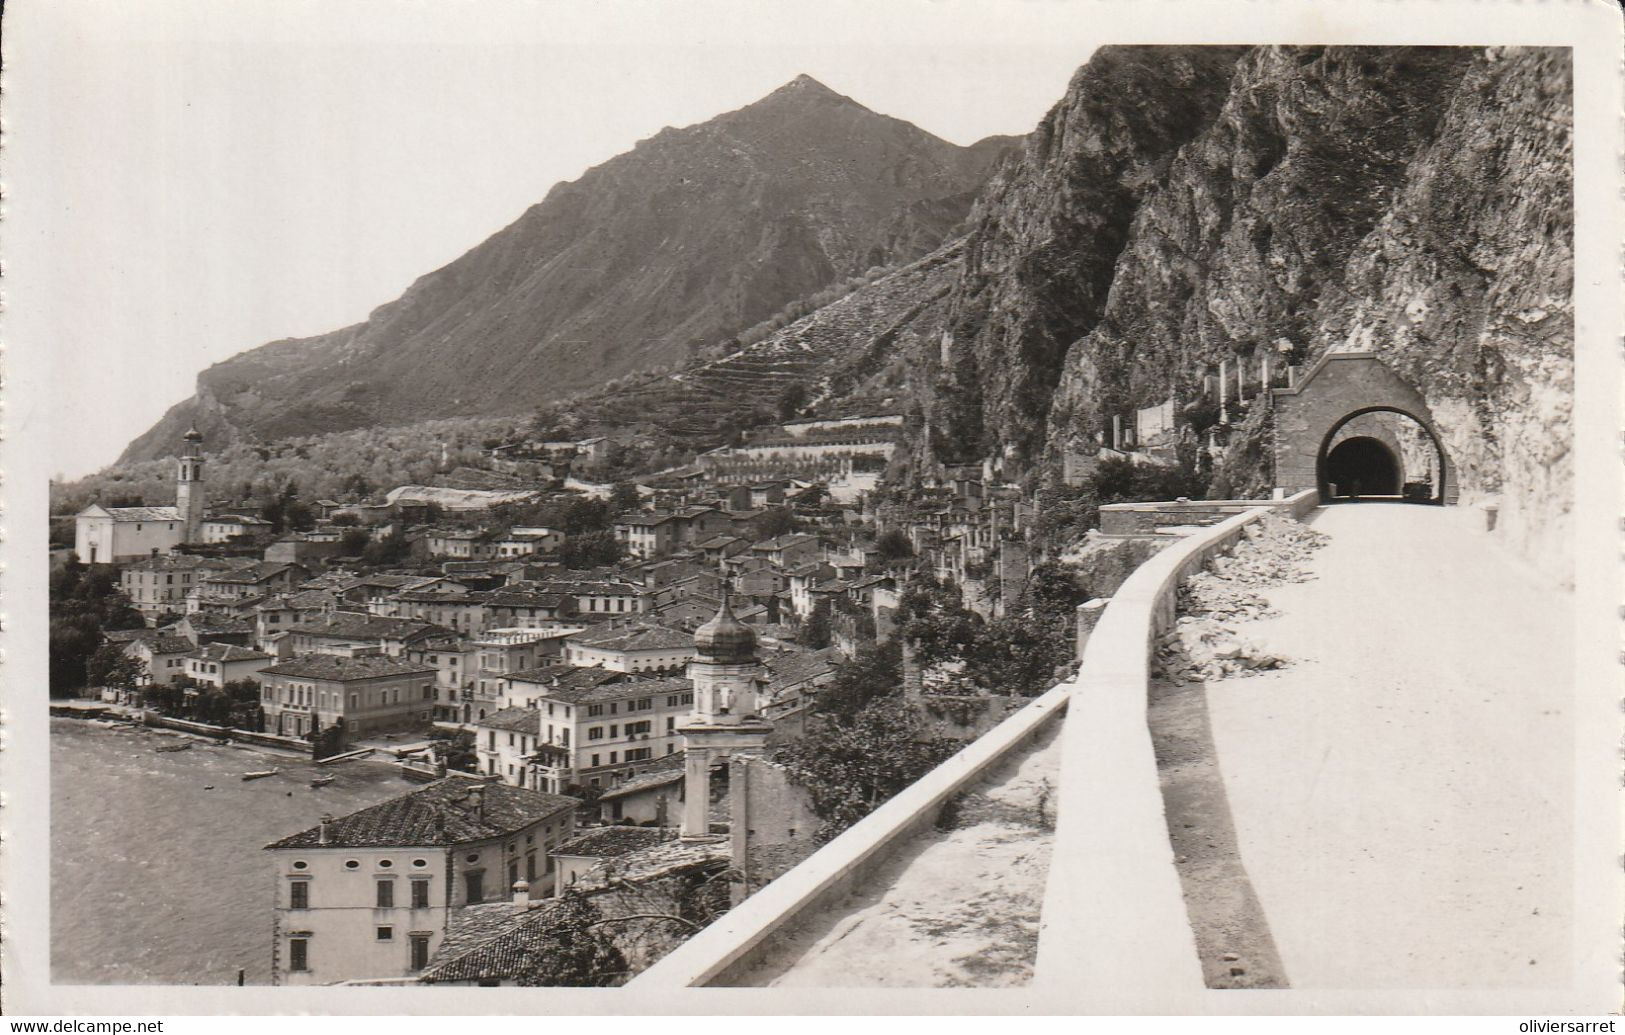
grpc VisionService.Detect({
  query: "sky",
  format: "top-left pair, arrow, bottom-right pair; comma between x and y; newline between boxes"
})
8,0 -> 1115,480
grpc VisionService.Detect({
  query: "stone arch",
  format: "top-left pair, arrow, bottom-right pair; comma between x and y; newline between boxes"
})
1315,406 -> 1447,504
1270,351 -> 1459,504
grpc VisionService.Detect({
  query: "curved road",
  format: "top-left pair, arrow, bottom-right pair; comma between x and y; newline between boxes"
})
1208,503 -> 1574,988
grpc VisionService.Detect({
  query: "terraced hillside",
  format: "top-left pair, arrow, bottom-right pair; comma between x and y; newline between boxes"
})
553,242 -> 964,452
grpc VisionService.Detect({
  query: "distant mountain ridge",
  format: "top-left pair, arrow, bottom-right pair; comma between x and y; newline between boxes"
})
119,75 -> 1017,463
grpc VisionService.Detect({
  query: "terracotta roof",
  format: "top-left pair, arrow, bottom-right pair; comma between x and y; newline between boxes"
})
122,554 -> 236,572
260,654 -> 436,681
418,900 -> 575,984
99,506 -> 181,522
186,643 -> 272,663
204,562 -> 301,585
264,779 -> 579,850
288,613 -> 448,642
553,826 -> 676,858
598,759 -> 687,802
132,635 -> 195,655
568,621 -> 691,653
476,706 -> 542,735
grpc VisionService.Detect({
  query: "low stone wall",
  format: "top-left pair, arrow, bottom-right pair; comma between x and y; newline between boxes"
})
629,684 -> 1069,988
142,713 -> 309,753
1032,488 -> 1317,997
1099,494 -> 1318,536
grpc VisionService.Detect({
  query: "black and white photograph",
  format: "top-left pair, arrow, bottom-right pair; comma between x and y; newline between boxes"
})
3,0 -> 1620,1019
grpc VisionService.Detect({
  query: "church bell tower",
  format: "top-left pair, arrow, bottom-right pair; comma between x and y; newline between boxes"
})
677,587 -> 771,839
176,425 -> 207,544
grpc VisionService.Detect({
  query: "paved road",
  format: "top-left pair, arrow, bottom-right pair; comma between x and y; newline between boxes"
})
1207,503 -> 1574,989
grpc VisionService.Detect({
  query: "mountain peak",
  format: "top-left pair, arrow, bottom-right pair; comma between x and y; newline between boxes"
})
761,73 -> 859,108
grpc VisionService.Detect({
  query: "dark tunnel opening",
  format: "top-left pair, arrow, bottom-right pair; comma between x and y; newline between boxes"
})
1324,436 -> 1400,499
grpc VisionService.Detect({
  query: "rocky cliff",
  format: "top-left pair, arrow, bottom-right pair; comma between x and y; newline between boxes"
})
919,45 -> 1571,575
121,76 -> 1015,462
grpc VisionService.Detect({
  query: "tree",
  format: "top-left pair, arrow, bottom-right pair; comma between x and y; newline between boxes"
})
797,598 -> 833,650
50,618 -> 103,696
362,533 -> 410,567
609,482 -> 641,513
812,637 -> 901,722
776,382 -> 809,422
751,506 -> 798,540
511,892 -> 630,987
961,615 -> 1072,698
85,642 -> 142,693
559,531 -> 622,570
778,695 -> 959,841
874,529 -> 913,563
339,528 -> 371,556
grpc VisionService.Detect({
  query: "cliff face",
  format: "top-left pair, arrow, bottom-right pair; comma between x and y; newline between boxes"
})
1319,48 -> 1573,576
930,46 -> 1250,463
121,76 -> 1015,462
923,44 -> 1571,574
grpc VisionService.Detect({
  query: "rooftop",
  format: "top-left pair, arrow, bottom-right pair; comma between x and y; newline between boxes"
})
186,643 -> 273,663
260,654 -> 437,682
475,706 -> 542,735
287,613 -> 448,641
568,621 -> 693,653
418,900 -> 575,984
265,779 -> 580,850
553,826 -> 678,859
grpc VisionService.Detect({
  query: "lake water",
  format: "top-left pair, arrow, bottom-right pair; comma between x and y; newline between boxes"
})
51,718 -> 411,985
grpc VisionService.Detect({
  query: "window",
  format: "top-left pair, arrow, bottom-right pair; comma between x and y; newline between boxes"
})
590,753 -> 600,767
411,879 -> 430,908
609,751 -> 618,764
666,716 -> 676,732
289,938 -> 308,973
289,881 -> 309,909
626,720 -> 651,736
376,880 -> 394,908
587,704 -> 604,718
465,871 -> 484,903
626,747 -> 652,762
526,854 -> 536,882
588,727 -> 603,741
410,933 -> 431,971
376,926 -> 393,941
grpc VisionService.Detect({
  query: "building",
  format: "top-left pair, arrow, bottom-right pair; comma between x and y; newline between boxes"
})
120,554 -> 242,621
677,592 -> 771,838
258,653 -> 439,740
193,561 -> 311,612
75,427 -> 211,563
263,780 -> 580,985
277,613 -> 449,658
550,827 -> 676,894
199,514 -> 274,544
614,512 -> 678,560
182,642 -> 275,687
593,755 -> 685,826
123,634 -> 197,686
492,670 -> 696,792
562,620 -> 694,673
175,425 -> 208,544
74,505 -> 184,565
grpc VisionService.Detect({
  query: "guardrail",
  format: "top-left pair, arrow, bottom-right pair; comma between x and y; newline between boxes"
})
632,682 -> 1070,988
1032,488 -> 1317,993
631,489 -> 1318,990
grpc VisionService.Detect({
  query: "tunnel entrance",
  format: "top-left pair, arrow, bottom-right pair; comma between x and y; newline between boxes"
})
1316,406 -> 1445,505
1271,351 -> 1458,504
1324,437 -> 1400,499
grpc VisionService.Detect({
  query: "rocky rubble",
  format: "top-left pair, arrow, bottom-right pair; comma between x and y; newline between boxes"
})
1152,514 -> 1329,684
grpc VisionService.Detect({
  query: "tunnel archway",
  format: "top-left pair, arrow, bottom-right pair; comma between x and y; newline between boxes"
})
1316,406 -> 1446,505
1272,352 -> 1458,504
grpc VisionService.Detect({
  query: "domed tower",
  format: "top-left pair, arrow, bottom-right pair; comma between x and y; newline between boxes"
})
678,587 -> 771,839
176,425 -> 207,544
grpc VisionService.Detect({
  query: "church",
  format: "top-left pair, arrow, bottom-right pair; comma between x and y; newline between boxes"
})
74,426 -> 209,564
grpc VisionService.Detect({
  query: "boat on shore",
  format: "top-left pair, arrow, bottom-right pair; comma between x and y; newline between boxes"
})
241,768 -> 279,781
310,775 -> 336,788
